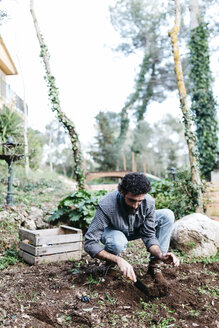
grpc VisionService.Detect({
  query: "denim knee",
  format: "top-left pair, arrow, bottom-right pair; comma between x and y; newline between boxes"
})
163,209 -> 174,224
156,209 -> 174,226
102,229 -> 128,255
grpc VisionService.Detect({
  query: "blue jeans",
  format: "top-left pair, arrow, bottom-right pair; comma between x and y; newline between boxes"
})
100,209 -> 174,257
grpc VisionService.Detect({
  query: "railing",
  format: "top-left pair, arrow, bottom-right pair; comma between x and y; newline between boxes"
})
0,77 -> 28,116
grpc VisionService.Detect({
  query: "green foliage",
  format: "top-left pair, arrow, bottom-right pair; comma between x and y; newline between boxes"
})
0,105 -> 23,143
150,170 -> 203,219
110,0 -> 177,146
0,248 -> 20,270
0,166 -> 67,209
89,111 -> 120,171
37,30 -> 85,188
27,128 -> 44,170
189,21 -> 218,181
49,189 -> 107,232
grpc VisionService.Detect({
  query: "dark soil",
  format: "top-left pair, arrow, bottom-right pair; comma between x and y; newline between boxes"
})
0,240 -> 218,328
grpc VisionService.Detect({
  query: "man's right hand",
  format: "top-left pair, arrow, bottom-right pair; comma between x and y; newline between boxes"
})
116,257 -> 136,282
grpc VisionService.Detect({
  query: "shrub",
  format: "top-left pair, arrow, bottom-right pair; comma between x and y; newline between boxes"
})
0,248 -> 20,270
49,189 -> 107,232
150,170 -> 203,220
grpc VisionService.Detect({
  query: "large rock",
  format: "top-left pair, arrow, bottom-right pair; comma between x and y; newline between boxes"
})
171,213 -> 219,257
25,207 -> 48,230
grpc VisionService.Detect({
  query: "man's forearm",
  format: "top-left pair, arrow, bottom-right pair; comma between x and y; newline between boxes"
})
148,245 -> 163,260
96,249 -> 120,264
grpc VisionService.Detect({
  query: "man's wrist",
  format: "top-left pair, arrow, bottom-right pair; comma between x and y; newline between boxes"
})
158,253 -> 164,261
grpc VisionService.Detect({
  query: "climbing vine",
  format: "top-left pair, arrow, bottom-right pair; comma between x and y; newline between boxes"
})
189,21 -> 218,181
168,0 -> 203,212
30,1 -> 85,189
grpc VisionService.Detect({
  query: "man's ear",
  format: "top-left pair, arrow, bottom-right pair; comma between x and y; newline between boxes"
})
120,190 -> 125,197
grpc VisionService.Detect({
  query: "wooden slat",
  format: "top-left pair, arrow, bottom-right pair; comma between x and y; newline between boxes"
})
19,241 -> 82,256
37,233 -> 82,246
60,225 -> 82,233
19,250 -> 82,265
19,227 -> 82,246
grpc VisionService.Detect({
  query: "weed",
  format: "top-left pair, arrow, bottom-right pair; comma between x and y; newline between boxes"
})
189,309 -> 200,317
187,241 -> 196,249
14,292 -> 25,302
85,274 -> 99,285
0,248 -> 20,270
105,293 -> 117,304
29,291 -> 39,302
110,314 -> 119,326
151,317 -> 176,327
198,285 -> 219,297
62,314 -> 72,326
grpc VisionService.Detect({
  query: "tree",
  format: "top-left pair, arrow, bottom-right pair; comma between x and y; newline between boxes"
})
30,0 -> 85,189
131,114 -> 188,177
168,0 -> 203,212
189,0 -> 218,181
27,128 -> 44,170
89,111 -> 120,171
110,0 -> 177,144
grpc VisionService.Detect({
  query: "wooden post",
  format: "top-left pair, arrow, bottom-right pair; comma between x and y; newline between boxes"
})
132,152 -> 137,172
123,154 -> 126,171
143,162 -> 146,174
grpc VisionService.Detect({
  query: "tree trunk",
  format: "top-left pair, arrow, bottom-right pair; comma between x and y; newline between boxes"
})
168,0 -> 203,212
30,0 -> 85,189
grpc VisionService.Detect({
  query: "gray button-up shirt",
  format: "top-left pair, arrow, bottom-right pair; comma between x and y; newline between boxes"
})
84,190 -> 160,258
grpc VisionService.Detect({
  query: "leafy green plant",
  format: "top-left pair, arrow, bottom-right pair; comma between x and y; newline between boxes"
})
189,21 -> 218,181
85,274 -> 99,285
150,170 -> 204,219
0,248 -> 20,270
49,189 -> 107,232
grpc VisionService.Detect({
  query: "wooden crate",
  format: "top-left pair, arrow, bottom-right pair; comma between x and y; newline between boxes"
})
19,225 -> 82,265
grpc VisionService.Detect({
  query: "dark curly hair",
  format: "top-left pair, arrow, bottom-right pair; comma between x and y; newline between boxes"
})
118,172 -> 151,195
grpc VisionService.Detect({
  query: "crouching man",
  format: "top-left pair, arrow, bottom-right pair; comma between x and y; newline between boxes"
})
84,172 -> 179,284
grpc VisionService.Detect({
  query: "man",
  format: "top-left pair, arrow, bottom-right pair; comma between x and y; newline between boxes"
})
84,172 -> 179,284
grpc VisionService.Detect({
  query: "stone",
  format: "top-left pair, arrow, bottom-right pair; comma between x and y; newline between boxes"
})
28,207 -> 48,229
171,213 -> 219,257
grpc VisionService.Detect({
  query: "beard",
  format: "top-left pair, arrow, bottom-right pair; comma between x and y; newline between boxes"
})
125,204 -> 138,215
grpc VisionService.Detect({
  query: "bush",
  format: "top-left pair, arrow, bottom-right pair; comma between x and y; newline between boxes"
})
150,170 -> 203,220
49,189 -> 107,232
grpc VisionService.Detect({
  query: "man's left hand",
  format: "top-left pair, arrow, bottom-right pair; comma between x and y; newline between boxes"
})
162,252 -> 180,266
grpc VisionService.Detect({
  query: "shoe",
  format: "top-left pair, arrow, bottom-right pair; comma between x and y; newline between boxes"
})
147,259 -> 169,286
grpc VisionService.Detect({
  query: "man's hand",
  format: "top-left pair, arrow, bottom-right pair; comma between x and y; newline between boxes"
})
96,250 -> 137,282
162,252 -> 180,266
116,257 -> 137,282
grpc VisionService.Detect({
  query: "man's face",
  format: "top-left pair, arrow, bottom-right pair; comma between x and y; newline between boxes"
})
121,191 -> 146,214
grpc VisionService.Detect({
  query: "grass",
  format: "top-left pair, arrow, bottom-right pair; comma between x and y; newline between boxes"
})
0,166 -> 71,210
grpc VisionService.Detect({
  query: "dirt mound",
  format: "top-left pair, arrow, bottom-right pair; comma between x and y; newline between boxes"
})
0,248 -> 218,328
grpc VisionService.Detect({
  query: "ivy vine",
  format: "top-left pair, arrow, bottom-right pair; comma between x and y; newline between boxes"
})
189,21 -> 218,181
39,39 -> 85,189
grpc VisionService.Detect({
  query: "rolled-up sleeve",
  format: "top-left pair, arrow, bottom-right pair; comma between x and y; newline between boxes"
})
84,206 -> 110,258
140,199 -> 160,250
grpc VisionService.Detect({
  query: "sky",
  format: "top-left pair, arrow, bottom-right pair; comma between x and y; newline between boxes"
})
0,0 -> 218,152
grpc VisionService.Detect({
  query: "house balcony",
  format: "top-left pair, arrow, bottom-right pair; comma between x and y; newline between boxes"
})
0,76 -> 28,117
